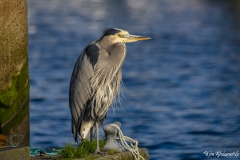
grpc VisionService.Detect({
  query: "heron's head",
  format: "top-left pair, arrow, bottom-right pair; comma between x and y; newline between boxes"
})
100,28 -> 151,43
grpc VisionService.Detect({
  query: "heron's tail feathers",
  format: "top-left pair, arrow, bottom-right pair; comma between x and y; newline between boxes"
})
79,120 -> 94,140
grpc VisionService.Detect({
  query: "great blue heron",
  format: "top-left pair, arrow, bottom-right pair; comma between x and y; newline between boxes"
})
69,28 -> 150,153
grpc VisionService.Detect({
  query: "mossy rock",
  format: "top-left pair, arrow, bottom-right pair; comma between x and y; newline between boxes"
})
0,0 -> 29,147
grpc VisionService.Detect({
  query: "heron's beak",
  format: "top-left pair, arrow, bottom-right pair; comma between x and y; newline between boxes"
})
123,34 -> 151,43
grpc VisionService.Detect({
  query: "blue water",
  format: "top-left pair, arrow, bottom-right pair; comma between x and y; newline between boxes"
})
28,0 -> 240,159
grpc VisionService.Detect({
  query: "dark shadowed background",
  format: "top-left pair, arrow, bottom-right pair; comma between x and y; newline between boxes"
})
28,0 -> 240,159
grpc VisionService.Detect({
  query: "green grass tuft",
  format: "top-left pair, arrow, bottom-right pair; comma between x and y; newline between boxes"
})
107,149 -> 116,155
59,138 -> 106,159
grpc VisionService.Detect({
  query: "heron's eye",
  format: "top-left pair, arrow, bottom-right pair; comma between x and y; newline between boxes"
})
117,34 -> 122,37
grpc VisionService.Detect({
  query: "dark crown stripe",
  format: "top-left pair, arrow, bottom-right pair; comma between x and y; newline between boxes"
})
103,28 -> 121,36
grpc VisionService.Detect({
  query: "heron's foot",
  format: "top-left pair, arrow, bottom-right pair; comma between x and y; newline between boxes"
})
95,150 -> 106,156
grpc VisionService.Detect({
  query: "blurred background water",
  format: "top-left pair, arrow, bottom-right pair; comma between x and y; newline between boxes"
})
28,0 -> 240,159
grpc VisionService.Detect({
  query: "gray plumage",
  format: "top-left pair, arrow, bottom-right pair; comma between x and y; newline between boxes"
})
69,28 -> 150,153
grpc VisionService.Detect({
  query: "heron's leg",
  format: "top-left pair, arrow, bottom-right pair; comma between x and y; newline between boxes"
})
94,122 -> 105,156
95,122 -> 100,153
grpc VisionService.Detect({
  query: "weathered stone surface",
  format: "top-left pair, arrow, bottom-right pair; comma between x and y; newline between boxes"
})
0,0 -> 29,147
30,148 -> 149,160
94,148 -> 149,160
0,147 -> 30,160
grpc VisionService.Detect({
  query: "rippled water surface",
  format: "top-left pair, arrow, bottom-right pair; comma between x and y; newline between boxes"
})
29,0 -> 240,159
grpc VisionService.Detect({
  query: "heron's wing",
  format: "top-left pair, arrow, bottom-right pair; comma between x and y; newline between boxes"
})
69,41 -> 99,142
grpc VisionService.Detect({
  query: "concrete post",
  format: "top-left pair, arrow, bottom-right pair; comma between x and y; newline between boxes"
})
0,0 -> 29,147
